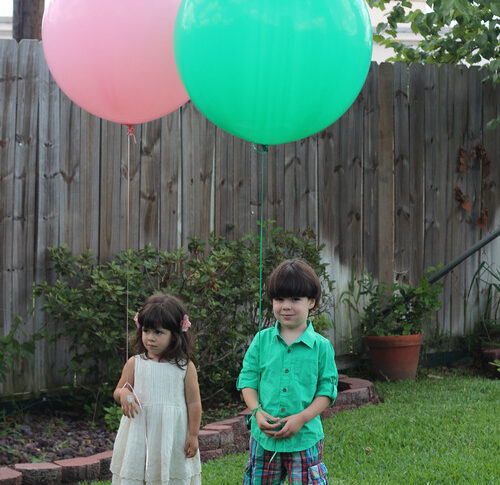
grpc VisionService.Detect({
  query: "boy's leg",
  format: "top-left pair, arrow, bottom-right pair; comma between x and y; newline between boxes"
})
282,440 -> 328,485
243,436 -> 286,485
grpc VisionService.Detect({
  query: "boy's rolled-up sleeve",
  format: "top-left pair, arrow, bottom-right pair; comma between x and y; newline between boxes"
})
315,340 -> 338,405
236,336 -> 260,391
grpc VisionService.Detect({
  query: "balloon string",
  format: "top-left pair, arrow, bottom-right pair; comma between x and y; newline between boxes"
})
124,124 -> 150,482
125,125 -> 136,362
252,144 -> 268,333
252,144 -> 267,409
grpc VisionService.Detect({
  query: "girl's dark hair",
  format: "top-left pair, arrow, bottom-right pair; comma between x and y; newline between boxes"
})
132,293 -> 197,368
266,259 -> 321,309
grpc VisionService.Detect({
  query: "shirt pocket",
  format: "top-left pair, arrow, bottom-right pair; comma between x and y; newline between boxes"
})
308,461 -> 328,484
294,357 -> 318,390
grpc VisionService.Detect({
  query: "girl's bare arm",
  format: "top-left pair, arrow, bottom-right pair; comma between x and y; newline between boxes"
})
113,356 -> 139,418
184,360 -> 202,457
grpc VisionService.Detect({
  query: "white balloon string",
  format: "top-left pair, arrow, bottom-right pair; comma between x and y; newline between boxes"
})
123,125 -> 150,480
125,126 -> 133,362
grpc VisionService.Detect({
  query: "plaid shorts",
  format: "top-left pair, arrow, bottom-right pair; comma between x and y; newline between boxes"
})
243,436 -> 328,484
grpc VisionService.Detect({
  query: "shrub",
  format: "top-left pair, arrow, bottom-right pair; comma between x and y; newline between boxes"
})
0,317 -> 38,384
34,222 -> 335,408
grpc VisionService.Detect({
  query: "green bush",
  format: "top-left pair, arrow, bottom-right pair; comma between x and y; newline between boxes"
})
34,222 -> 335,409
0,317 -> 38,384
103,403 -> 122,432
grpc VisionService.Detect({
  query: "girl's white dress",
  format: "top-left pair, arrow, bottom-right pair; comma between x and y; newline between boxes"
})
110,355 -> 202,485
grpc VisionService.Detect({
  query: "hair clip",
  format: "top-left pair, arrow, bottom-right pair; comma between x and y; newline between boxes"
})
181,314 -> 191,332
134,312 -> 140,328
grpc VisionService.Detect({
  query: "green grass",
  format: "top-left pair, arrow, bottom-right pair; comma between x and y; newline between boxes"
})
323,375 -> 499,484
81,372 -> 500,485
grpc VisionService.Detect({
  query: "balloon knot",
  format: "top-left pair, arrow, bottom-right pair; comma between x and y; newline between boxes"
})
252,144 -> 268,154
126,124 -> 137,143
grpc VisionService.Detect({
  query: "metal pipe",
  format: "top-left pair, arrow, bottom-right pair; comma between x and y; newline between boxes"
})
380,227 -> 500,318
428,227 -> 500,284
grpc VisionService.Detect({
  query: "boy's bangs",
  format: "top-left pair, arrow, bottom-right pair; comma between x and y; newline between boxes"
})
272,278 -> 311,298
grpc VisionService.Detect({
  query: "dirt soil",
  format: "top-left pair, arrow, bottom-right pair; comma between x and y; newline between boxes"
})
0,400 -> 245,467
0,408 -> 115,466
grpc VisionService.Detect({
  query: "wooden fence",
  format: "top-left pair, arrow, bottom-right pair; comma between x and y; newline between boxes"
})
1,40 -> 499,397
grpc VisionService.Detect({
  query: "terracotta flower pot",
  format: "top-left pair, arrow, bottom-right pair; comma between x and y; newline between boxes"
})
365,334 -> 423,381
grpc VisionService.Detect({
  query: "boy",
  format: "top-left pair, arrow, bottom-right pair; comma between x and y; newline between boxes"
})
237,259 -> 338,484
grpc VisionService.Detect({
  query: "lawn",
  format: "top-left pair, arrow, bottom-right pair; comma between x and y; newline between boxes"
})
82,370 -> 500,485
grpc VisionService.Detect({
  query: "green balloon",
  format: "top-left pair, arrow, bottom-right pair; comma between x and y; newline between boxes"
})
174,0 -> 372,145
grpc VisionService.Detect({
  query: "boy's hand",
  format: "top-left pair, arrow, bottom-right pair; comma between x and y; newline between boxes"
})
184,433 -> 199,458
272,413 -> 306,440
256,408 -> 282,437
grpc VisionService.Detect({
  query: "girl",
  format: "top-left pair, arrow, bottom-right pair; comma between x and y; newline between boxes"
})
110,293 -> 202,485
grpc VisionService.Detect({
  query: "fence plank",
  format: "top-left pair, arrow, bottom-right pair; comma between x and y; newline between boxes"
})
0,39 -> 18,326
99,121 -> 122,261
463,66 -> 483,334
424,64 -> 446,334
480,75 -> 500,326
78,110 -> 100,253
10,40 -> 40,394
290,136 -> 318,236
394,62 -> 411,284
436,63 -> 454,340
160,110 -> 182,251
363,62 -> 379,277
448,66 -> 470,337
214,129 -> 234,238
264,144 -> 286,227
181,101 -> 215,245
335,90 -> 364,354
0,39 -> 19,395
408,63 -> 426,284
317,120 -> 342,352
377,63 -> 395,283
140,120 -> 161,247
37,41 -> 63,390
283,136 -> 318,236
59,91 -> 81,250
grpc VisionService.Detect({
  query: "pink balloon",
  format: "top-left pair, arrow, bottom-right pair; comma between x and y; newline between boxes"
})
42,0 -> 188,125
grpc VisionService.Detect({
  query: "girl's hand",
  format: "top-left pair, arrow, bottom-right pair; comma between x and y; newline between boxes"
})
184,433 -> 199,458
120,390 -> 139,418
255,408 -> 282,437
272,413 -> 306,440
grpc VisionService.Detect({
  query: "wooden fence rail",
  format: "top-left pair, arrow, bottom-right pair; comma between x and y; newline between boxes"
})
1,40 -> 499,397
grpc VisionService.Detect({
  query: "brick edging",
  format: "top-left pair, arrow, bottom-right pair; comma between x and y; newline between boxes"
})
0,375 -> 377,484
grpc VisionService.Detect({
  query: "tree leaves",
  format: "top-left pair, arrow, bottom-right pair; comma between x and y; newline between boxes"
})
368,0 -> 499,84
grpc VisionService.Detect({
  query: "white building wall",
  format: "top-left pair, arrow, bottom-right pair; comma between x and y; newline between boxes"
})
0,1 -> 430,57
0,16 -> 12,39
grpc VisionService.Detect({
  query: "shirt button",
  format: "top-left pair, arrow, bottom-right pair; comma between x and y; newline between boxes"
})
283,388 -> 287,392
285,369 -> 289,373
281,408 -> 285,412
287,349 -> 291,353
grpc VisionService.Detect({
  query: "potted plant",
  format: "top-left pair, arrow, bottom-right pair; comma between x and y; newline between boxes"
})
341,270 -> 443,380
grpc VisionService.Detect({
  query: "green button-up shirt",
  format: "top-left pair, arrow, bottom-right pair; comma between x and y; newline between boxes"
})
237,320 -> 338,452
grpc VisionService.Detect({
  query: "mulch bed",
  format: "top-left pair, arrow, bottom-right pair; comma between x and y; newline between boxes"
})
0,400 -> 246,467
0,408 -> 115,466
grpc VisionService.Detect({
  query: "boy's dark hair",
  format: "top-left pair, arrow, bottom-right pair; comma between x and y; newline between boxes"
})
266,259 -> 321,309
132,293 -> 197,368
